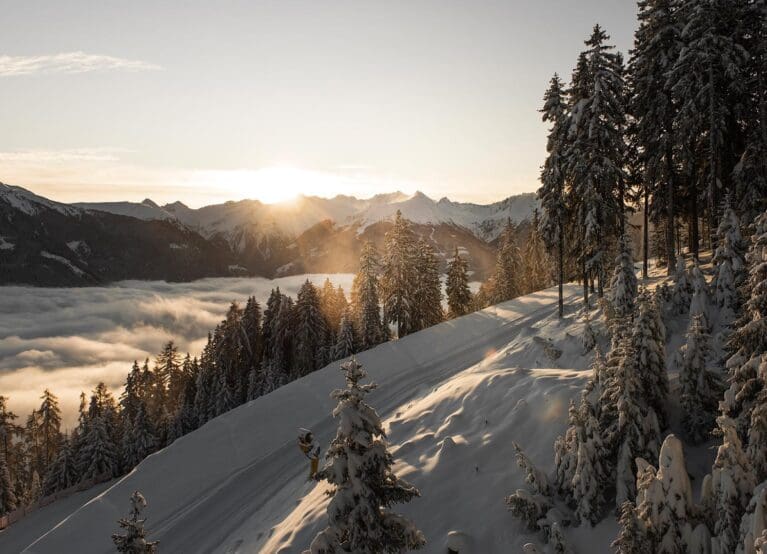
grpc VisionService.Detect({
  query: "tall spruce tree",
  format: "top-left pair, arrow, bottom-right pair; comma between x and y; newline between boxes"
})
294,280 -> 329,377
493,220 -> 522,303
670,0 -> 749,249
629,0 -> 681,274
381,211 -> 417,338
352,241 -> 386,350
567,25 -> 627,300
411,238 -> 443,332
538,73 -> 569,317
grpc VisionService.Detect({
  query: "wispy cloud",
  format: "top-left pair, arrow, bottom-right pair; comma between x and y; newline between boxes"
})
0,147 -> 132,163
0,51 -> 161,77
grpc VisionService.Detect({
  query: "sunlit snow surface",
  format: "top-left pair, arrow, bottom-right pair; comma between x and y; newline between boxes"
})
1,283 -> 618,553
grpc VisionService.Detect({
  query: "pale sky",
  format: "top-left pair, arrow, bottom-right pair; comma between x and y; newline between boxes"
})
0,1 -> 636,207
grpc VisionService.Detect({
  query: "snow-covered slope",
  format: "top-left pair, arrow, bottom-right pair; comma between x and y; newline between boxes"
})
0,182 -> 80,217
1,284 -> 602,554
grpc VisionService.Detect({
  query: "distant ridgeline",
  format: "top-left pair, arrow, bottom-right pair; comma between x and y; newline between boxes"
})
0,183 -> 538,286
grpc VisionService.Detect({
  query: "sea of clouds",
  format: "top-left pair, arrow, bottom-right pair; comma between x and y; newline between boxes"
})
0,274 -> 354,428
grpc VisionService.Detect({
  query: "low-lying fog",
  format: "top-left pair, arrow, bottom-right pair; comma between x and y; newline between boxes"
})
0,274 -> 355,428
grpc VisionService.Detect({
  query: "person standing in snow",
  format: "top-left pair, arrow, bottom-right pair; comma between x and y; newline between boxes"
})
298,429 -> 320,479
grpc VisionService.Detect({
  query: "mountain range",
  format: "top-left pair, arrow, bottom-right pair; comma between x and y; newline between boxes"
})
0,182 -> 538,286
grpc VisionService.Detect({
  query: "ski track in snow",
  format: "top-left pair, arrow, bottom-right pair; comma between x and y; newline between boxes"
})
2,285 -> 588,554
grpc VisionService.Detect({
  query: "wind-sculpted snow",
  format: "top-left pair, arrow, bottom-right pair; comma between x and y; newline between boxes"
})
0,284 -> 608,554
0,274 -> 354,426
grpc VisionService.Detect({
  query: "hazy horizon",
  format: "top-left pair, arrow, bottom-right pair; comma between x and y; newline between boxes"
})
1,1 -> 636,207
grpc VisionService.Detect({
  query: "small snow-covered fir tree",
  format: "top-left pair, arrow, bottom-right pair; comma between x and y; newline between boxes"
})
612,501 -> 650,554
506,443 -> 555,533
670,257 -> 692,315
609,234 -> 639,320
630,292 -> 669,428
711,416 -> 757,554
635,435 -> 694,553
735,482 -> 767,554
749,394 -> 767,483
689,261 -> 710,330
582,313 -> 597,353
112,491 -> 158,553
712,204 -> 746,322
680,315 -> 721,443
307,359 -> 425,553
572,397 -> 608,525
445,247 -> 472,318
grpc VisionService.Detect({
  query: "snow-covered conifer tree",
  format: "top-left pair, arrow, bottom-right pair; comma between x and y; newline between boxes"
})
307,359 -> 425,553
78,413 -> 118,481
411,238 -> 443,332
609,234 -> 638,320
628,0 -> 681,274
635,435 -> 694,553
445,247 -> 472,318
629,292 -> 669,428
680,314 -> 721,443
723,211 -> 767,439
689,261 -> 710,329
670,0 -> 749,249
572,397 -> 608,525
352,241 -> 386,350
294,280 -> 329,377
112,491 -> 158,553
43,435 -> 78,495
0,447 -> 16,514
537,73 -> 569,316
493,220 -> 522,303
381,210 -> 418,338
711,417 -> 757,554
670,257 -> 692,314
523,210 -> 552,295
612,501 -> 650,554
566,25 -> 626,300
332,313 -> 356,362
122,402 -> 156,470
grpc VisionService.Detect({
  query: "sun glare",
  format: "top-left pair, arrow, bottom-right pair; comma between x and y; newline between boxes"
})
189,166 -> 359,204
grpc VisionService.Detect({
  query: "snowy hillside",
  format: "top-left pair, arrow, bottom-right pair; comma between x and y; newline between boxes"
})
0,284 -> 602,554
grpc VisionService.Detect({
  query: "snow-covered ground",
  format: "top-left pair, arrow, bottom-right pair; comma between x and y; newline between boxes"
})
0,283 -> 612,553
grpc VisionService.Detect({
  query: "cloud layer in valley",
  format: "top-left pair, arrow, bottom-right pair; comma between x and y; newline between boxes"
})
0,52 -> 161,77
0,274 -> 354,427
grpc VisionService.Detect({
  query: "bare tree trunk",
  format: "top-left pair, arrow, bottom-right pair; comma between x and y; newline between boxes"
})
643,187 -> 649,278
558,227 -> 564,318
665,133 -> 677,275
